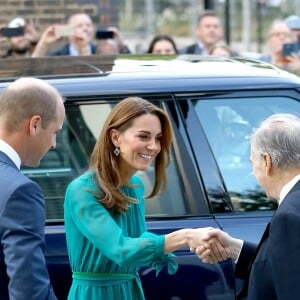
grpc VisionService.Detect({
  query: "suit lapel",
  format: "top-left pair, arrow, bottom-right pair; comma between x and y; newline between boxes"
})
255,222 -> 270,254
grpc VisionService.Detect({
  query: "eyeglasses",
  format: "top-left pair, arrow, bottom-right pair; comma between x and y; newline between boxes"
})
268,32 -> 292,38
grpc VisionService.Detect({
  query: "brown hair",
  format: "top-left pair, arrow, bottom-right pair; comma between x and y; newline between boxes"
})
209,42 -> 233,56
89,96 -> 173,213
0,77 -> 63,132
197,10 -> 220,24
147,34 -> 178,54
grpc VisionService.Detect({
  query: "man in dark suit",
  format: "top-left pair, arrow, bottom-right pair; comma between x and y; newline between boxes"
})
31,13 -> 96,57
193,113 -> 300,299
51,13 -> 96,56
0,77 -> 65,299
179,10 -> 223,55
31,14 -> 131,57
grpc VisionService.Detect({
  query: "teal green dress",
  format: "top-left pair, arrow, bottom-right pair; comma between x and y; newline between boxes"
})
64,170 -> 177,300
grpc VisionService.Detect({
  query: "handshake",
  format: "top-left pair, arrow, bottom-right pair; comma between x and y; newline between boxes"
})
188,227 -> 243,264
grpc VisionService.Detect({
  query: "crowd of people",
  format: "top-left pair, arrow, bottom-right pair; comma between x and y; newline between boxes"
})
1,10 -> 300,75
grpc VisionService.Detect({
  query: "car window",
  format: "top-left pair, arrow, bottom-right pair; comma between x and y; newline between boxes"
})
22,100 -> 187,222
193,96 -> 300,212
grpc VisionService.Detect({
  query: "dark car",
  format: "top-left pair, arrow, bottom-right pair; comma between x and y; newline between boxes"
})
1,55 -> 300,299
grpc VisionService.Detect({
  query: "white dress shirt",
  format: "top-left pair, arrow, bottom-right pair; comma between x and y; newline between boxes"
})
279,173 -> 300,205
197,41 -> 208,55
69,43 -> 92,56
0,139 -> 21,169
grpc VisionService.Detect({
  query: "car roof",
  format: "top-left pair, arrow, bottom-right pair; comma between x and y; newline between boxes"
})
1,55 -> 300,96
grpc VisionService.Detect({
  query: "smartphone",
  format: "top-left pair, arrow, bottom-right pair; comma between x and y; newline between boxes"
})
283,42 -> 299,57
95,30 -> 114,39
55,25 -> 74,37
0,27 -> 24,37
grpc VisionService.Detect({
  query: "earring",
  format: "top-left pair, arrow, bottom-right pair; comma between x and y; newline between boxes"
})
113,147 -> 120,156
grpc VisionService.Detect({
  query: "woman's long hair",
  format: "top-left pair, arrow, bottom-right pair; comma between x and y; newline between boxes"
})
89,96 -> 173,213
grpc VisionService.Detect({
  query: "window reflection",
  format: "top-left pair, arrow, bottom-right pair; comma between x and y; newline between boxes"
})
194,96 -> 299,212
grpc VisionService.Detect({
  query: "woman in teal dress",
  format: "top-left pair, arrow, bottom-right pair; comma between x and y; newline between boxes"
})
64,97 -> 225,300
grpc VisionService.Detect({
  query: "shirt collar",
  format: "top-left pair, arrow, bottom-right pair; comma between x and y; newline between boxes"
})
197,41 -> 209,55
279,173 -> 300,205
69,43 -> 92,56
0,139 -> 21,169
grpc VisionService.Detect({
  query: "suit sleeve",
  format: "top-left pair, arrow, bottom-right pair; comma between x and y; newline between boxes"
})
2,181 -> 57,300
235,241 -> 257,279
270,208 -> 300,299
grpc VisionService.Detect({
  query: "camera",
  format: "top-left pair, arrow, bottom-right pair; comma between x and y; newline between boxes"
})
55,25 -> 74,37
282,34 -> 300,57
282,42 -> 299,57
0,26 -> 24,38
95,30 -> 114,40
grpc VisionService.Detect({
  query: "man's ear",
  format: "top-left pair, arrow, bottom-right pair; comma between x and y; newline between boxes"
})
110,128 -> 120,147
262,152 -> 273,175
28,115 -> 42,136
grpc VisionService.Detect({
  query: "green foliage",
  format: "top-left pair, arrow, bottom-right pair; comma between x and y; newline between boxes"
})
155,6 -> 190,36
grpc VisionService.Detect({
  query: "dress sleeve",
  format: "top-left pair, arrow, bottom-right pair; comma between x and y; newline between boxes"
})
64,174 -> 178,274
141,232 -> 178,276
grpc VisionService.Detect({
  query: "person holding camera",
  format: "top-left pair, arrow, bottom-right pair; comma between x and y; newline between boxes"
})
259,20 -> 300,75
35,13 -> 95,56
32,13 -> 96,57
32,14 -> 131,57
53,13 -> 95,56
1,17 -> 39,59
95,26 -> 131,55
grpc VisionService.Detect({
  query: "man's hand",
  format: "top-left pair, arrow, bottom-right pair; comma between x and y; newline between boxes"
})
190,229 -> 243,264
286,53 -> 300,74
188,228 -> 228,263
24,19 -> 39,45
31,24 -> 61,57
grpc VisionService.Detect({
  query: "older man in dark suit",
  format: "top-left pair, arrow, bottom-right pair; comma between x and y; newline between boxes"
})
193,113 -> 300,300
0,77 -> 65,299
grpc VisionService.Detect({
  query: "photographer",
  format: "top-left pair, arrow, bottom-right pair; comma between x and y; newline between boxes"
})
32,15 -> 131,57
259,20 -> 300,75
96,26 -> 131,54
1,17 -> 39,59
32,13 -> 96,57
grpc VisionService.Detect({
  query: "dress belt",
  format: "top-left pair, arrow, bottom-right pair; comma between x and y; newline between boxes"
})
72,272 -> 145,299
72,272 -> 142,289
73,272 -> 137,282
